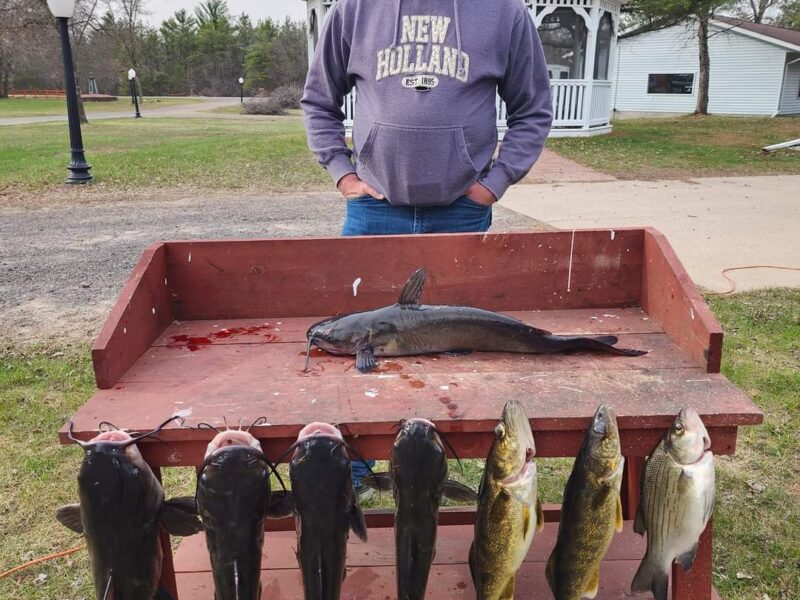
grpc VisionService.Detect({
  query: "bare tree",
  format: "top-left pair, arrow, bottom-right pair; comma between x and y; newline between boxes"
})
733,0 -> 783,22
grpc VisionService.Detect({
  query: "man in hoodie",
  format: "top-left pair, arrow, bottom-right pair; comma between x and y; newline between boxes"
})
302,0 -> 552,493
302,0 -> 553,237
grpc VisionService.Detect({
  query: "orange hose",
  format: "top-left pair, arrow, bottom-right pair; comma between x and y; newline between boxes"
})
0,544 -> 85,579
708,265 -> 800,296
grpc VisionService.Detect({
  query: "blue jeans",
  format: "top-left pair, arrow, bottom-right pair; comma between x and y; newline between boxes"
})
342,195 -> 492,236
344,195 -> 491,488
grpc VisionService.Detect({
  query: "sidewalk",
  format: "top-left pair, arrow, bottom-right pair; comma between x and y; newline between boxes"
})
502,175 -> 800,292
0,97 -> 239,126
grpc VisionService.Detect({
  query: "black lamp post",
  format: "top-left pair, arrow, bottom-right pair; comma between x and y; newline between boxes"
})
239,76 -> 244,103
47,0 -> 91,184
128,68 -> 142,118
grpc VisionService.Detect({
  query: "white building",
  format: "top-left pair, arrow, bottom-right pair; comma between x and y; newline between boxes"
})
613,16 -> 800,117
302,0 -> 627,137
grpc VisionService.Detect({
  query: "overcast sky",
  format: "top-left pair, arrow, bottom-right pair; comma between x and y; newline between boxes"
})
143,0 -> 307,26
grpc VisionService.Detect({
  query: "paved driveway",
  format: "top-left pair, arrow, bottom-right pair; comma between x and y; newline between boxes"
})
503,175 -> 800,292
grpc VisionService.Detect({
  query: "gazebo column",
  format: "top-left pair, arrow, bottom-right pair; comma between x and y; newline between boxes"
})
577,5 -> 601,131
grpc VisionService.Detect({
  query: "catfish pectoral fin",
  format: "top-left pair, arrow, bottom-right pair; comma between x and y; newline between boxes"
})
349,499 -> 368,542
356,347 -> 377,373
162,497 -> 204,536
266,490 -> 295,518
154,586 -> 175,600
361,473 -> 393,492
441,480 -> 479,503
56,503 -> 84,534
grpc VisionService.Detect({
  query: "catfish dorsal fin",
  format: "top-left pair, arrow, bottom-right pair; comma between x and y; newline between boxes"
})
397,268 -> 427,307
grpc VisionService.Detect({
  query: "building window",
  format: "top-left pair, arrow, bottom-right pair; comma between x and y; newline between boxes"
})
647,73 -> 694,94
539,8 -> 588,79
593,13 -> 613,80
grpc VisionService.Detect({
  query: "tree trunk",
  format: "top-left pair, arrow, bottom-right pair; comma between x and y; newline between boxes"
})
0,67 -> 9,98
695,17 -> 710,115
75,75 -> 89,124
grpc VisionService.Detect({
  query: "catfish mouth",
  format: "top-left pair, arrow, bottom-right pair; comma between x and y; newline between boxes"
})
205,430 -> 263,459
297,422 -> 343,442
67,415 -> 185,452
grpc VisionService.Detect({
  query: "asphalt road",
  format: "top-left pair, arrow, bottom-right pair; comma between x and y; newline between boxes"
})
0,192 -> 544,347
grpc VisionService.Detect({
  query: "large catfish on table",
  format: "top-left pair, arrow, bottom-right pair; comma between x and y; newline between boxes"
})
56,416 -> 203,600
305,268 -> 647,373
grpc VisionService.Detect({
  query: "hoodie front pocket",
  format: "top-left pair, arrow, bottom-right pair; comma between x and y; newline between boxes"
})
357,123 -> 478,206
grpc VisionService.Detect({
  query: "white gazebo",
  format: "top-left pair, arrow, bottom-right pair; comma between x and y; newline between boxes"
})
303,0 -> 623,137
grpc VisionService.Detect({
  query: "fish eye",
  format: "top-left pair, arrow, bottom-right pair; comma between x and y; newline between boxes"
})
494,423 -> 506,440
674,422 -> 684,434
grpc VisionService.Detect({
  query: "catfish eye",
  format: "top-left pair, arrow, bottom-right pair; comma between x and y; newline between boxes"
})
494,423 -> 506,440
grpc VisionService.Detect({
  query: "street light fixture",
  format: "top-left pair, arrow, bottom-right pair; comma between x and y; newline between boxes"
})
239,76 -> 244,103
128,68 -> 141,118
47,0 -> 91,183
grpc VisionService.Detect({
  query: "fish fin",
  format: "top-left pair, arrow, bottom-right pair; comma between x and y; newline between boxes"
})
500,577 -> 515,600
360,473 -> 394,492
55,503 -> 84,534
349,499 -> 368,542
162,496 -> 203,536
676,543 -> 698,573
442,349 -> 472,356
102,574 -> 113,600
468,542 -> 477,584
266,490 -> 295,518
555,335 -> 648,356
536,497 -> 545,532
631,557 -> 668,600
615,494 -> 624,532
526,324 -> 553,336
397,267 -> 426,306
633,502 -> 646,535
355,346 -> 377,373
442,480 -> 479,503
582,567 -> 600,599
522,504 -> 531,538
545,552 -> 556,594
154,587 -> 175,600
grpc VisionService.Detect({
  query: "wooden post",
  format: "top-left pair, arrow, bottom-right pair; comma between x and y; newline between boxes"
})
673,520 -> 713,600
620,455 -> 645,520
153,466 -> 180,600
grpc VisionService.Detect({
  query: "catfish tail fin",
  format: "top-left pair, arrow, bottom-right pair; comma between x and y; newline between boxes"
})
552,335 -> 648,357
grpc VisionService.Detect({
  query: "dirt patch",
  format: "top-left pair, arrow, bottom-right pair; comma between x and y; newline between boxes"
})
0,190 -> 548,348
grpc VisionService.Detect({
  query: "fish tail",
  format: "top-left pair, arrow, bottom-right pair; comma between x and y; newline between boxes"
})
552,335 -> 648,357
631,556 -> 668,600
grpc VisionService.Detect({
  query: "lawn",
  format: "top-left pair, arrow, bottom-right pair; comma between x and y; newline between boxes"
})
1,289 -> 797,599
549,115 -> 800,179
0,97 -> 202,118
0,116 -> 329,193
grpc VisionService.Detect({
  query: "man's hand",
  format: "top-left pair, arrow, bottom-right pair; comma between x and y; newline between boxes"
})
337,173 -> 384,199
466,181 -> 497,207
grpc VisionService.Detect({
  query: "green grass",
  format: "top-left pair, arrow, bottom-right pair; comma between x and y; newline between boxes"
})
0,97 -> 201,118
1,290 -> 797,598
0,116 -> 329,192
549,115 -> 800,179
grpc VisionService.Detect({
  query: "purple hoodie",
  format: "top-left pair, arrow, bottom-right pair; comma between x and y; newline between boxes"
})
302,0 -> 553,206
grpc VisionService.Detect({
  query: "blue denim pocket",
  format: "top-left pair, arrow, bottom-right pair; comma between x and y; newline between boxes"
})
458,196 -> 493,210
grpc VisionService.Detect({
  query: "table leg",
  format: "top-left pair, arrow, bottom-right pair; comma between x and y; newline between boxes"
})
620,455 -> 645,520
152,466 -> 180,599
672,519 -> 713,600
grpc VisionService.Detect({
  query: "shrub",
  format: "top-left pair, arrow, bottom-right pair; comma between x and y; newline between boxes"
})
271,84 -> 303,109
242,97 -> 286,115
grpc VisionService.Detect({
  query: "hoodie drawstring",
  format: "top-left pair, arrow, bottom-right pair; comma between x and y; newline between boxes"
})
391,0 -> 464,77
453,0 -> 464,77
392,0 -> 403,48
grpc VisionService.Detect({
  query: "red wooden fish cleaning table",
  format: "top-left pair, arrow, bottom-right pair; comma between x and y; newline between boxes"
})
60,229 -> 762,599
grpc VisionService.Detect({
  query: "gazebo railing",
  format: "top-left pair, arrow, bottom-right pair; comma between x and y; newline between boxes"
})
590,80 -> 613,125
341,79 -> 612,136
